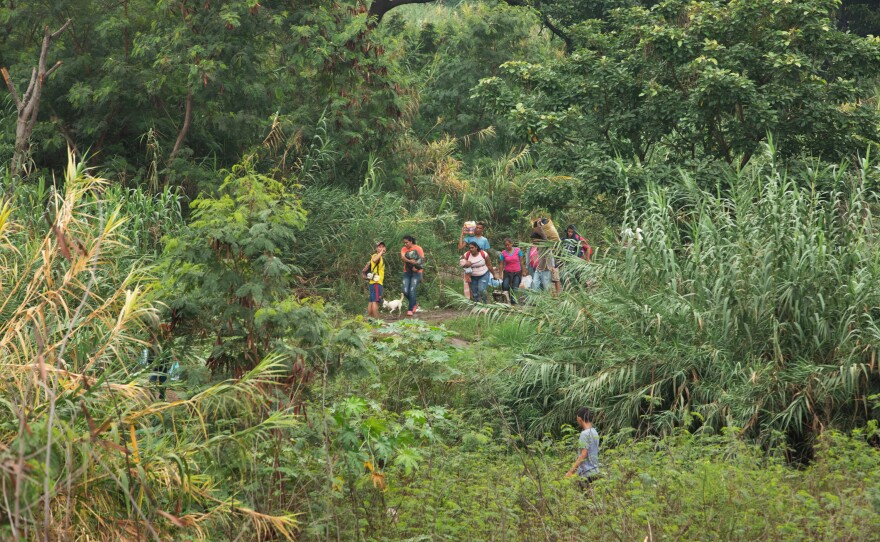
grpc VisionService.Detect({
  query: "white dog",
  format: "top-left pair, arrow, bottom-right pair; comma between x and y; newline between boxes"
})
383,294 -> 405,316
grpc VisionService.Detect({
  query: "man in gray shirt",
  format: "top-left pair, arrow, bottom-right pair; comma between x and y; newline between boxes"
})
566,407 -> 599,482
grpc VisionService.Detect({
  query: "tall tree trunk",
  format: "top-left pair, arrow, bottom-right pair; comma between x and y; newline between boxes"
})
166,88 -> 193,184
2,19 -> 71,176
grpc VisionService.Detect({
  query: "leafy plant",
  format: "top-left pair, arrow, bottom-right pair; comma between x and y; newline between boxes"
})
0,152 -> 301,540
506,148 -> 880,456
475,0 -> 880,168
162,157 -> 324,376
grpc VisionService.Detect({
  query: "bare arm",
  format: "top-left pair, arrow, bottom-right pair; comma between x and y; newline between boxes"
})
566,448 -> 588,477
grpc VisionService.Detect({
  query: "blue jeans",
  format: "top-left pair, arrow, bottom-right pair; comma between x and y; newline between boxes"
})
532,270 -> 552,291
402,271 -> 422,311
502,271 -> 522,304
470,272 -> 490,303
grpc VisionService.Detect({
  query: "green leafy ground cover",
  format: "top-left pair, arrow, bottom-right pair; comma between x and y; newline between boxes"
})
294,319 -> 880,542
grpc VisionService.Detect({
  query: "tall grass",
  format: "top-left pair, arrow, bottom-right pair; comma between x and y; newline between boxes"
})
0,152 -> 299,540
508,151 -> 880,455
295,185 -> 461,309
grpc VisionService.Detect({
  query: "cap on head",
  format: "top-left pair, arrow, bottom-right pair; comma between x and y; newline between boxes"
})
375,241 -> 386,248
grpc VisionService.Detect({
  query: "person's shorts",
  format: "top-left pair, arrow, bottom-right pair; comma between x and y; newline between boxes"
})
369,283 -> 383,303
551,267 -> 560,283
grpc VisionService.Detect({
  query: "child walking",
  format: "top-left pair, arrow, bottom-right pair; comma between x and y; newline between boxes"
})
566,407 -> 600,486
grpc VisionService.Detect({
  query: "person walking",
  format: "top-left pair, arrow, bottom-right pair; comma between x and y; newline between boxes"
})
559,224 -> 593,287
362,241 -> 386,318
566,407 -> 600,488
458,221 -> 490,252
458,221 -> 490,298
400,235 -> 425,316
461,241 -> 496,304
528,231 -> 554,292
499,238 -> 526,304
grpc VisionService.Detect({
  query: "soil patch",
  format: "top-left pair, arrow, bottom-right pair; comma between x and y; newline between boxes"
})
379,308 -> 464,325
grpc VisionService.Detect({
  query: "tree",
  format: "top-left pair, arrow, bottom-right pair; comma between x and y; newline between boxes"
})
132,0 -> 279,185
501,0 -> 655,53
1,19 -> 70,175
838,0 -> 880,36
0,0 -> 415,188
368,0 -> 439,23
162,158 -> 324,377
402,1 -> 555,139
474,0 -> 880,169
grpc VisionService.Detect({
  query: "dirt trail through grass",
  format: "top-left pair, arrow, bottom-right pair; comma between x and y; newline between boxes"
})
379,308 -> 474,348
379,308 -> 462,325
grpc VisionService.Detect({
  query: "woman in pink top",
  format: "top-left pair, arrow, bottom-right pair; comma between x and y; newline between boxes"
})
499,238 -> 528,305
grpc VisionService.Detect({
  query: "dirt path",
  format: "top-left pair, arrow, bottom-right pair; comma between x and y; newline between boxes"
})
378,308 -> 464,325
378,308 -> 472,347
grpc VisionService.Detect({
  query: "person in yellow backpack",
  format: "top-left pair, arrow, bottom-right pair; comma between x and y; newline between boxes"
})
362,241 -> 386,318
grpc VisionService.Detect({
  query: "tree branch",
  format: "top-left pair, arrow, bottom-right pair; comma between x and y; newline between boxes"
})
4,17 -> 70,177
21,69 -> 37,106
1,68 -> 21,108
50,19 -> 73,40
368,0 -> 438,24
44,61 -> 63,80
502,0 -> 573,53
166,88 -> 194,181
539,11 -> 573,53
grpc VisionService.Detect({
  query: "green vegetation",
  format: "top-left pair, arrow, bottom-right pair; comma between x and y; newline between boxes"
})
1,0 -> 879,540
505,151 -> 880,454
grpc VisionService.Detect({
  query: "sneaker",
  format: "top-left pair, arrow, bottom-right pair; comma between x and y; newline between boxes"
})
413,304 -> 420,313
407,310 -> 413,316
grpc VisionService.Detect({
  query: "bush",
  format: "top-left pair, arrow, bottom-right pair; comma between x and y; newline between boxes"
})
0,155 -> 301,540
506,150 -> 880,454
295,185 -> 460,310
162,158 -> 327,376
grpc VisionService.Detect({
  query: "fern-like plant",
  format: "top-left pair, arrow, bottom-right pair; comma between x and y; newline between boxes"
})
507,152 -> 880,456
0,152 -> 301,540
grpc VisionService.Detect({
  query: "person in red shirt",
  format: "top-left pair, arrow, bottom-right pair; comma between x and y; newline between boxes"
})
499,238 -> 527,304
400,235 -> 425,316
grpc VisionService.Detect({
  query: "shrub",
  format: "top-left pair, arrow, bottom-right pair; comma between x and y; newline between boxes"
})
507,150 -> 880,455
0,153 -> 300,540
162,158 -> 327,376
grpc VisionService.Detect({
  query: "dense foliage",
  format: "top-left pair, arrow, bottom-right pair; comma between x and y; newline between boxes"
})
0,159 -> 301,539
2,0 -> 880,539
475,0 -> 880,170
506,151 -> 880,456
